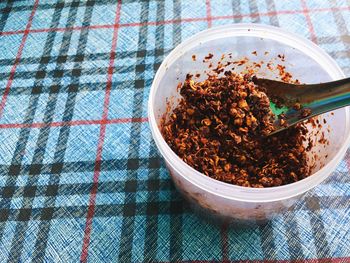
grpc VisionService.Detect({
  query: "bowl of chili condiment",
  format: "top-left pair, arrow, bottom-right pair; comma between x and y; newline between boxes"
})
148,24 -> 350,222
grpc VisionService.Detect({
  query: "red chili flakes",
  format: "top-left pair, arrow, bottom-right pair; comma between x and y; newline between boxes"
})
300,108 -> 312,118
161,71 -> 311,188
276,64 -> 293,82
306,138 -> 313,151
253,62 -> 261,68
252,51 -> 257,56
192,55 -> 196,61
318,132 -> 327,144
264,51 -> 269,55
281,72 -> 292,82
277,54 -> 285,61
276,64 -> 285,75
233,57 -> 249,66
293,103 -> 302,110
204,53 -> 214,60
267,62 -> 273,70
308,118 -> 317,128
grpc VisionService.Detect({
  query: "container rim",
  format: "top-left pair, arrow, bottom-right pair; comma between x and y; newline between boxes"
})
148,23 -> 350,203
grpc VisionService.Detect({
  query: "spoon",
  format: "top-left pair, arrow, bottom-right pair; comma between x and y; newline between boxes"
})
252,77 -> 350,135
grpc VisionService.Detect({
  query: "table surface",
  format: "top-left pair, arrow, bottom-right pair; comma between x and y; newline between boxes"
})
0,0 -> 350,262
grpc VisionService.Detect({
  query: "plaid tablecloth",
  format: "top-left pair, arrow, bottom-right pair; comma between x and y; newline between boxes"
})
0,0 -> 350,262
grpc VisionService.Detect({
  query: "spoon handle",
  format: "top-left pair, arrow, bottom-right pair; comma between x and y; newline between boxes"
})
299,77 -> 350,116
253,77 -> 350,134
268,78 -> 350,133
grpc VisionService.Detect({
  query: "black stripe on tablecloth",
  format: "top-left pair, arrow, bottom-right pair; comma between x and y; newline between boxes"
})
265,0 -> 280,26
0,65 -> 145,82
169,1 -> 184,261
0,1 -> 13,33
0,181 -> 342,210
143,0 -> 166,261
0,51 -> 169,97
118,1 -> 150,261
1,158 -> 348,183
0,157 -> 163,176
0,0 -> 112,14
0,196 -> 349,223
231,0 -> 242,23
0,0 -> 42,245
259,220 -> 277,260
31,2 -> 96,262
0,79 -> 152,97
305,196 -> 331,258
6,2 -> 80,262
248,0 -> 261,22
0,0 -> 163,14
0,49 -> 170,67
0,33 -> 346,69
1,179 -> 173,199
0,200 -> 188,221
282,211 -> 305,260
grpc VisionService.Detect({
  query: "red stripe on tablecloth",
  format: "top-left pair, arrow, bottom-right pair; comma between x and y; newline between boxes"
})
221,223 -> 229,262
206,0 -> 212,28
121,17 -> 207,27
0,0 -> 39,118
1,6 -> 350,36
0,117 -> 148,129
155,257 -> 350,263
80,1 -> 122,262
300,0 -> 317,43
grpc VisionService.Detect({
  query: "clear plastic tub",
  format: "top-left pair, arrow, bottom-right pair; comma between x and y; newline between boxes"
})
148,24 -> 350,223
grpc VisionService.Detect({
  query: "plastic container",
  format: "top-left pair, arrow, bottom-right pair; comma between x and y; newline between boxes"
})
148,24 -> 350,223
